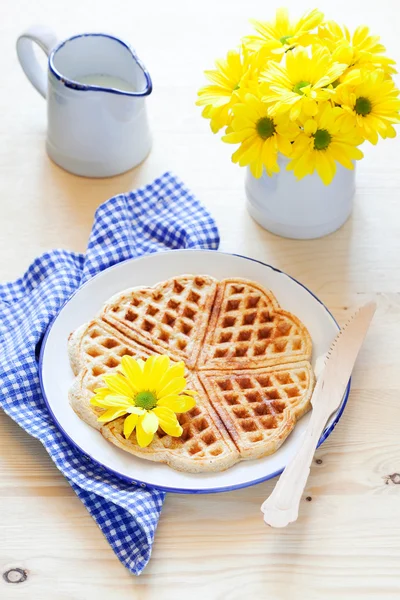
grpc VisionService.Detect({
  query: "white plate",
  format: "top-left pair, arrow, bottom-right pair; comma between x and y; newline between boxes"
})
39,250 -> 349,494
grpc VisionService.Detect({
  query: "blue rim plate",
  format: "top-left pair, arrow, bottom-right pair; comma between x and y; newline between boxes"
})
39,250 -> 350,494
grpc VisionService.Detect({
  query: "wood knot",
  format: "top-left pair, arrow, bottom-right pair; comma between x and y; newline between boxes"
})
316,459 -> 323,465
305,496 -> 312,502
384,473 -> 400,485
3,568 -> 28,584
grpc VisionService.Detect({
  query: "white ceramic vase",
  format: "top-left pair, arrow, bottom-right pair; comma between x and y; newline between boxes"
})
245,156 -> 355,239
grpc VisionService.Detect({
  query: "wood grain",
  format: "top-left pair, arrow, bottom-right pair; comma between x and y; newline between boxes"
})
1,0 -> 400,597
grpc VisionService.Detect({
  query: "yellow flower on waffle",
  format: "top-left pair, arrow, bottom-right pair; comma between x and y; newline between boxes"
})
91,355 -> 196,448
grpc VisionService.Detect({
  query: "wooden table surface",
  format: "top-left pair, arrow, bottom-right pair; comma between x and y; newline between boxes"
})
1,0 -> 399,598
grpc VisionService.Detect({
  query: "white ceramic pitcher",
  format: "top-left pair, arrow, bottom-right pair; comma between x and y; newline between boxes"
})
16,26 -> 152,177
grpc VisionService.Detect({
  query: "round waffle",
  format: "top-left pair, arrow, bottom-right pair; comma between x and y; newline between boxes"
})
68,275 -> 315,472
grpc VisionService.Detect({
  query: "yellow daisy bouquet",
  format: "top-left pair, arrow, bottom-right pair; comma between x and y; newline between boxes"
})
197,8 -> 400,185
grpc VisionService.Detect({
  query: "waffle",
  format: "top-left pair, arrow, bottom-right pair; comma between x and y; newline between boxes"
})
68,274 -> 315,472
100,275 -> 218,369
68,320 -> 154,430
68,321 -> 239,472
101,374 -> 240,473
199,362 -> 314,460
197,279 -> 312,370
67,319 -> 151,377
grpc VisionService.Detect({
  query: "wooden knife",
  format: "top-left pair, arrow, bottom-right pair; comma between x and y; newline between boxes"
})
261,301 -> 376,528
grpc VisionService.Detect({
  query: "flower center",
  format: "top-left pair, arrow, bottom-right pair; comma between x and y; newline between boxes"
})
134,390 -> 157,410
313,128 -> 332,150
293,80 -> 310,95
256,117 -> 276,140
279,34 -> 293,45
354,96 -> 372,116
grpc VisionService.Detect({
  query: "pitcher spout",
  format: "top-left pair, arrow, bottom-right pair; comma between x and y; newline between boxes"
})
49,32 -> 152,96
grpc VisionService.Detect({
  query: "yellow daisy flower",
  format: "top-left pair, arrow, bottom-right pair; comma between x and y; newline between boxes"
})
317,21 -> 397,78
91,355 -> 197,448
243,8 -> 324,55
334,69 -> 400,145
196,47 -> 255,133
261,46 -> 347,121
287,103 -> 364,185
222,91 -> 300,178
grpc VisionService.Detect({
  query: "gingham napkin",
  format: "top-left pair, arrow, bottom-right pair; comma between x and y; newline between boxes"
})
0,172 -> 219,575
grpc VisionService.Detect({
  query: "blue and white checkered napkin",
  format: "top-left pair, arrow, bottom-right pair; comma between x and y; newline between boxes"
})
0,172 -> 219,575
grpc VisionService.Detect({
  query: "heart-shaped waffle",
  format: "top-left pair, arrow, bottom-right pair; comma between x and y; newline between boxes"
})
68,275 -> 314,472
101,275 -> 218,369
197,279 -> 312,370
199,362 -> 314,460
68,320 -> 155,429
101,373 -> 240,473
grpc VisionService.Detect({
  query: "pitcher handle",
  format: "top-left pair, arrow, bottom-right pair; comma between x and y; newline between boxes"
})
16,25 -> 58,98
